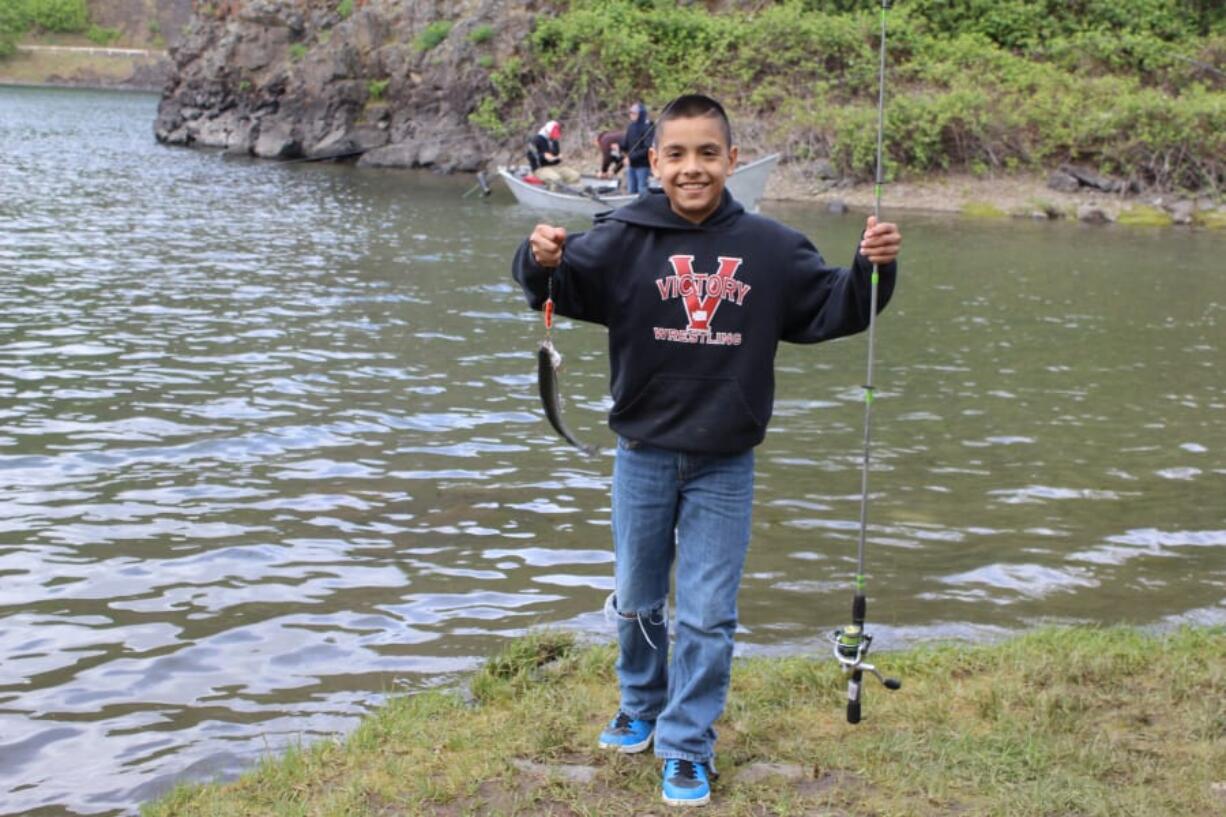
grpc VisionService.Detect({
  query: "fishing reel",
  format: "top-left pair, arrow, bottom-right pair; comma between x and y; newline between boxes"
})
830,623 -> 901,723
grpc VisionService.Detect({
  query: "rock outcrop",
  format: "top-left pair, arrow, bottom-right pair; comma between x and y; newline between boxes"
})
156,0 -> 541,171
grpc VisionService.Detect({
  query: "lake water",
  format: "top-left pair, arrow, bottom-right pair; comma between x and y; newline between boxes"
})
1,86 -> 1223,816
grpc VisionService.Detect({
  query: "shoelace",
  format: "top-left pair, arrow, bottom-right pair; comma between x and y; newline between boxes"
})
613,711 -> 634,731
671,759 -> 700,782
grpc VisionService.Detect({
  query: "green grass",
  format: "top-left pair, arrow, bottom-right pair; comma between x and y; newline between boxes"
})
365,78 -> 388,101
468,24 -> 495,45
414,20 -> 452,52
0,44 -> 158,85
961,201 -> 1009,218
143,626 -> 1226,816
1196,209 -> 1226,229
1116,205 -> 1176,226
85,25 -> 120,46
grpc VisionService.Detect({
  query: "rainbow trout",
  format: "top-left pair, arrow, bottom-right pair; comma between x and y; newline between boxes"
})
537,338 -> 597,455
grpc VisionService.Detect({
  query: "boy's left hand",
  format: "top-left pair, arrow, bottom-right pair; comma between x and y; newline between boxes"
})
859,216 -> 902,265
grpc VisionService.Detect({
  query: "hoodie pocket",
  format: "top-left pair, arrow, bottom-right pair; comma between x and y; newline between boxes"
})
611,374 -> 764,451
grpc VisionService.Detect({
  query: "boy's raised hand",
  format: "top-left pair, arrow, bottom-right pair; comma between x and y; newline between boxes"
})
530,224 -> 567,268
858,216 -> 902,265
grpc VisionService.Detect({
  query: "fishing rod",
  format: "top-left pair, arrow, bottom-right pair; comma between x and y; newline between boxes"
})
830,0 -> 900,725
462,170 -> 492,198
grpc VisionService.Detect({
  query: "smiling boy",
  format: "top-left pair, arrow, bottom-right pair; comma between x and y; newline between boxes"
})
511,94 -> 901,806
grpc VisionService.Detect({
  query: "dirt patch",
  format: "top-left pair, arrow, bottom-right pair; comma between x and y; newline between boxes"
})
765,162 -> 1131,219
0,44 -> 169,90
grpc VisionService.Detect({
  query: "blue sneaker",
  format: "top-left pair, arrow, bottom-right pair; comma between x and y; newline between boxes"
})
662,759 -> 711,806
597,711 -> 654,753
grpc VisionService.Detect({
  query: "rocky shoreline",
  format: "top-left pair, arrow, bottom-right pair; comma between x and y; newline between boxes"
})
8,0 -> 1215,229
148,0 -> 1221,229
766,167 -> 1224,228
154,0 -> 521,173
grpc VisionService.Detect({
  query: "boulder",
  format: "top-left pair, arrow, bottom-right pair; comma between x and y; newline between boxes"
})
1060,164 -> 1134,194
254,118 -> 299,158
194,109 -> 245,147
359,142 -> 421,168
1169,200 -> 1196,225
307,124 -> 388,159
232,25 -> 290,71
1077,204 -> 1111,224
1046,169 -> 1081,193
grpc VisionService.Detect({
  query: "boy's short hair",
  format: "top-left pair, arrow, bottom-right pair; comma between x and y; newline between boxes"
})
653,94 -> 733,149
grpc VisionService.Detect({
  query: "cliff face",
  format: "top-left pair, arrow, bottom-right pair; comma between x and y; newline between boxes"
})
89,0 -> 194,48
155,0 -> 546,171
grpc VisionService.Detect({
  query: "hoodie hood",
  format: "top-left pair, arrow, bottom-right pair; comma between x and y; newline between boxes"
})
598,189 -> 745,231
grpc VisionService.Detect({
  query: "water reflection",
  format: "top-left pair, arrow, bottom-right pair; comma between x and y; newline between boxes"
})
1,87 -> 1224,816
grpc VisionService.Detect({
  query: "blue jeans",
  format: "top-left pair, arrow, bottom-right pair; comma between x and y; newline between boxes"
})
627,165 -> 651,195
610,437 -> 754,763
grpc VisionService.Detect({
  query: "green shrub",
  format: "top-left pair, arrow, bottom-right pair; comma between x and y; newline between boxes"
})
0,3 -> 21,58
414,20 -> 452,52
463,0 -> 1222,192
469,96 -> 509,138
477,53 -> 494,69
86,25 -> 121,46
337,0 -> 353,20
366,78 -> 388,100
25,0 -> 90,33
468,24 -> 494,44
288,42 -> 307,62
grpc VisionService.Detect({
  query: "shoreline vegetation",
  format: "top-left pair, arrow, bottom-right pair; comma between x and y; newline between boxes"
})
6,2 -> 1224,225
479,1 -> 1224,195
144,626 -> 1225,816
482,0 -> 1224,227
0,0 -> 174,90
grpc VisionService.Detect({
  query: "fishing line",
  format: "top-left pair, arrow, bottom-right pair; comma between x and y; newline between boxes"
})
831,0 -> 900,725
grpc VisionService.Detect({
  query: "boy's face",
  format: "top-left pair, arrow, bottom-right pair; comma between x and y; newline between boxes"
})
649,114 -> 738,225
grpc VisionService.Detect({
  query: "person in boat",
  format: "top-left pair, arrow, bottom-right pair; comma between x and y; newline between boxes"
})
526,119 -> 581,188
512,94 -> 901,808
595,129 -> 626,180
623,101 -> 654,194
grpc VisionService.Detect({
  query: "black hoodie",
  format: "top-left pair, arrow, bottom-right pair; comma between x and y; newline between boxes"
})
512,190 -> 897,454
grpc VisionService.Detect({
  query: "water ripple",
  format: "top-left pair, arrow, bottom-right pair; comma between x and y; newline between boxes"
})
3,87 -> 1225,816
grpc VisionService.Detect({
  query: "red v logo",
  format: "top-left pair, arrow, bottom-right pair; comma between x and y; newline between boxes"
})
666,255 -> 745,331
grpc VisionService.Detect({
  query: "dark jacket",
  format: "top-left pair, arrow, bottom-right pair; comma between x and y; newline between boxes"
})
527,133 -> 560,171
512,190 -> 898,454
597,130 -> 626,173
623,109 -> 653,168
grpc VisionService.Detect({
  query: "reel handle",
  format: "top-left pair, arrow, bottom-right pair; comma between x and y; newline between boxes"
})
847,669 -> 863,724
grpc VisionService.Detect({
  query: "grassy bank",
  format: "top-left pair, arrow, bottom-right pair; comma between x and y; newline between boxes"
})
146,627 -> 1225,816
473,0 -> 1225,195
0,40 -> 162,87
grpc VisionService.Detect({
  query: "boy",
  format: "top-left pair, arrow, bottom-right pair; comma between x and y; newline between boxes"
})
511,94 -> 901,806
